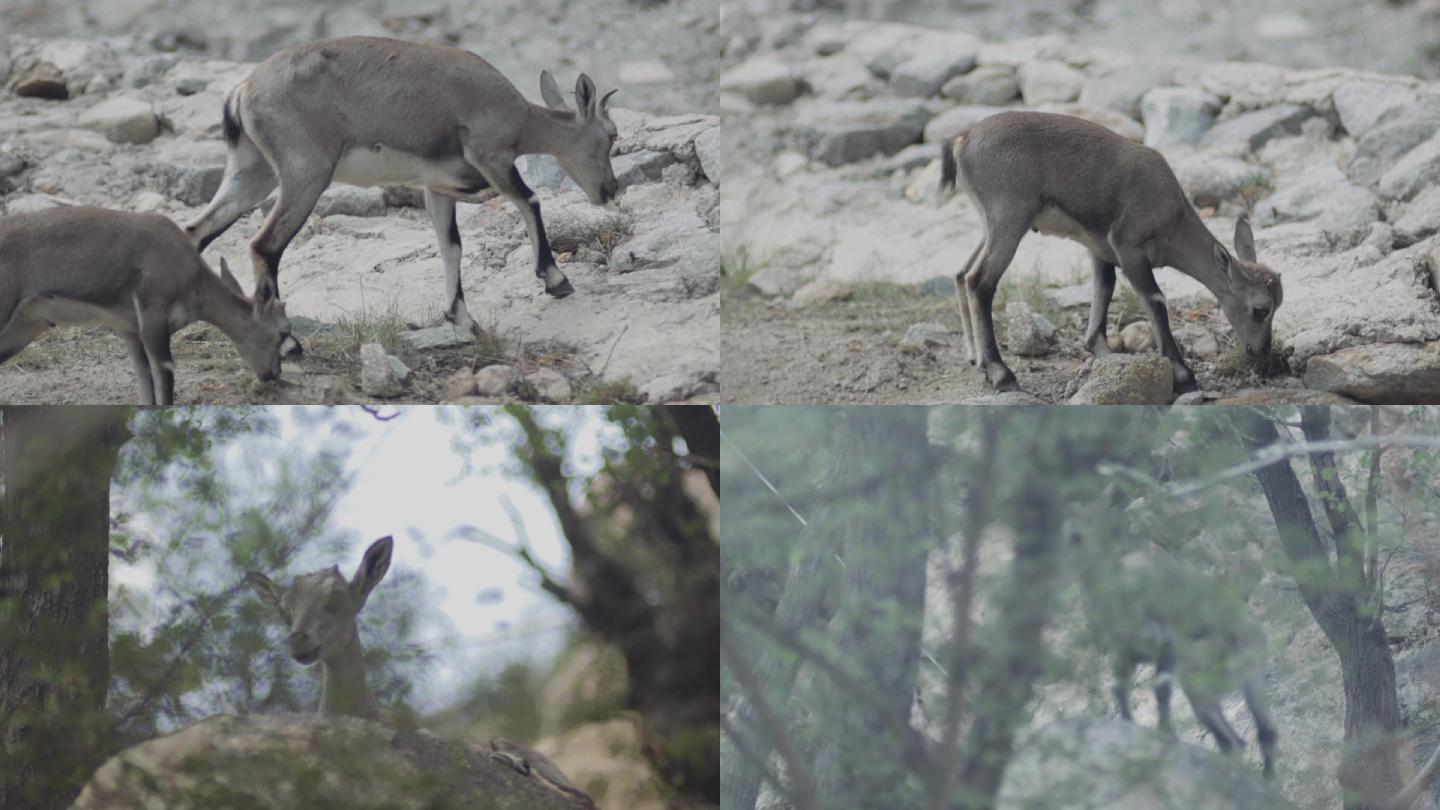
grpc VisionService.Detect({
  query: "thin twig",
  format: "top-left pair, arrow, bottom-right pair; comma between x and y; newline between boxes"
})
720,429 -> 808,527
597,324 -> 630,378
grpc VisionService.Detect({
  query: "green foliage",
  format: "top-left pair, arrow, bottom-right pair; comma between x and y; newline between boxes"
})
459,660 -> 546,744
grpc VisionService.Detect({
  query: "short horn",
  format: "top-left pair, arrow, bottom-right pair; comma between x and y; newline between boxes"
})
600,88 -> 618,111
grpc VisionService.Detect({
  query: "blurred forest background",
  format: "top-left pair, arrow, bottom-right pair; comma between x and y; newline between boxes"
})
721,406 -> 1440,810
0,404 -> 718,810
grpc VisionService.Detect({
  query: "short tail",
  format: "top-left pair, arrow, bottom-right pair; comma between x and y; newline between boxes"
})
221,87 -> 243,149
939,132 -> 967,198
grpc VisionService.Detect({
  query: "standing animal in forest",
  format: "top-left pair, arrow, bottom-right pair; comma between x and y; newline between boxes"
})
0,207 -> 301,404
185,36 -> 621,340
1075,536 -> 1278,778
939,111 -> 1282,393
245,535 -> 393,719
246,536 -> 598,806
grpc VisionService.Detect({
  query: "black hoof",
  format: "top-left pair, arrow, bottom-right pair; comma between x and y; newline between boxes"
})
1174,371 -> 1199,394
985,364 -> 1019,392
545,278 -> 575,298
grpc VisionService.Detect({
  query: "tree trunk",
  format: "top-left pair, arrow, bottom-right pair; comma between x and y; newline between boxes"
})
811,408 -> 936,810
507,406 -> 719,804
0,406 -> 130,810
1232,409 -> 1406,809
953,474 -> 1062,809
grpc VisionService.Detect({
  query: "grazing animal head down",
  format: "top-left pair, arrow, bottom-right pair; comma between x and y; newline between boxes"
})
1213,216 -> 1283,360
216,258 -> 302,382
539,70 -> 620,206
245,536 -> 393,667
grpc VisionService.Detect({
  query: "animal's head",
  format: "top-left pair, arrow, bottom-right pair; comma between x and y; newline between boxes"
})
1213,216 -> 1283,360
245,536 -> 393,666
539,70 -> 619,206
218,258 -> 302,382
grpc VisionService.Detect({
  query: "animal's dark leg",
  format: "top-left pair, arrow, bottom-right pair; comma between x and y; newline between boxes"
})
1086,256 -> 1116,357
423,189 -> 479,337
966,215 -> 1028,391
249,168 -> 333,310
123,334 -> 157,405
953,240 -> 984,366
476,160 -> 572,298
137,311 -> 176,406
1118,251 -> 1196,393
1154,640 -> 1175,735
1243,670 -> 1278,779
1112,655 -> 1137,722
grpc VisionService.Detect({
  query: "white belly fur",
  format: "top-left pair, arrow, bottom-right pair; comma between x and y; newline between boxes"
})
1031,206 -> 1117,263
333,144 -> 476,189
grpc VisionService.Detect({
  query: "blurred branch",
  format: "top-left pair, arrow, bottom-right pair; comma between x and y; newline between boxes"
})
358,406 -> 401,422
929,412 -> 999,810
1102,432 -> 1440,498
447,501 -> 580,609
733,600 -> 935,783
720,632 -> 818,810
667,406 -> 718,493
720,715 -> 803,810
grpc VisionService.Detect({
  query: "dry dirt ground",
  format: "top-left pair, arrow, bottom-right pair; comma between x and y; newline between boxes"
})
721,283 -> 1293,405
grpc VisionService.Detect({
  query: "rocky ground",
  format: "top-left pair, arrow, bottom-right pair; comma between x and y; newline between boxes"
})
720,15 -> 1440,404
0,0 -> 719,405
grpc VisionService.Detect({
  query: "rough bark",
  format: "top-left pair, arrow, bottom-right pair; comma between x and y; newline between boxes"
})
811,408 -> 936,810
1232,408 -> 1405,810
507,406 -> 719,804
0,406 -> 131,810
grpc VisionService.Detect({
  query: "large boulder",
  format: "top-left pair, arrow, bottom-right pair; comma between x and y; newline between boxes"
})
792,100 -> 933,165
1198,104 -> 1312,152
1379,130 -> 1440,201
890,49 -> 977,99
1078,63 -> 1173,119
1333,80 -> 1419,137
1303,341 -> 1440,404
1140,87 -> 1222,148
1345,108 -> 1440,186
68,714 -> 586,810
1254,165 -> 1381,246
941,65 -> 1019,106
78,96 -> 159,144
1018,60 -> 1085,104
998,717 -> 1297,810
1068,355 -> 1175,405
720,57 -> 799,105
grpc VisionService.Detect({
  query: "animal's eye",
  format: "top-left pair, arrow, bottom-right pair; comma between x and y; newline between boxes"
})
1252,306 -> 1271,322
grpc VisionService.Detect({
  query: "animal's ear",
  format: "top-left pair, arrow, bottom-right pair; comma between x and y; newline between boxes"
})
575,73 -> 597,121
1234,214 -> 1257,263
1268,273 -> 1284,307
1214,243 -> 1233,280
218,258 -> 245,298
350,535 -> 393,608
539,70 -> 567,110
245,571 -> 285,614
600,88 -> 618,114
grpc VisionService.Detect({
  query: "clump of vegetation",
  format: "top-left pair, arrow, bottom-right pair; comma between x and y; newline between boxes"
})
721,257 -> 760,297
310,296 -> 412,364
1237,172 -> 1273,211
993,269 -> 1062,326
576,377 -> 645,404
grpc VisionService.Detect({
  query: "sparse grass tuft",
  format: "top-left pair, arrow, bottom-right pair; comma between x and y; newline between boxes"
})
847,281 -> 920,306
993,271 -> 1060,325
589,218 -> 632,256
721,257 -> 760,296
575,377 -> 645,404
308,296 -> 412,364
1237,172 -> 1273,211
1108,284 -> 1145,329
